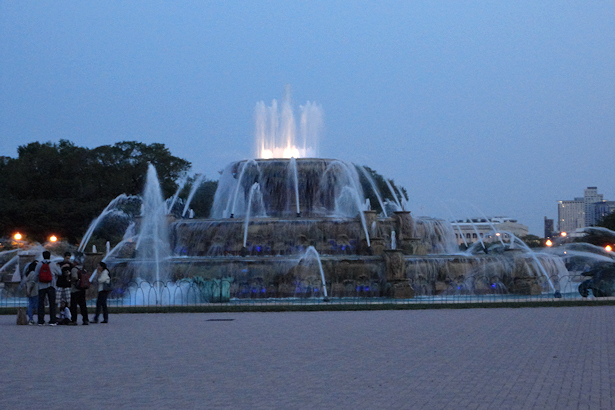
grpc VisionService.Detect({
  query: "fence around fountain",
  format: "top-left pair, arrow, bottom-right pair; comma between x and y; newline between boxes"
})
1,273 -> 613,312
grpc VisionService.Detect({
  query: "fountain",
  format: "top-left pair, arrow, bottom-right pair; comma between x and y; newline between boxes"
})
7,92 -> 607,306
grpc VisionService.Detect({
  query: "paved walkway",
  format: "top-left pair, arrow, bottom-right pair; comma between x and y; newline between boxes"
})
1,306 -> 614,409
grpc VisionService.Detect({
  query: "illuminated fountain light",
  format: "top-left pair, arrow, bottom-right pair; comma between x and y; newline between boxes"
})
255,86 -> 323,159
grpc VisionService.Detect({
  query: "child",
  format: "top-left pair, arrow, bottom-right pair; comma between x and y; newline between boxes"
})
57,301 -> 73,325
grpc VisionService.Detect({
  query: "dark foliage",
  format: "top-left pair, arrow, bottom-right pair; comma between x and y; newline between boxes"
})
0,140 -> 191,243
597,212 -> 615,232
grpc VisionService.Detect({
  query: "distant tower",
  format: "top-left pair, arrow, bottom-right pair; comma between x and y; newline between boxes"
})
557,199 -> 584,233
557,187 -> 606,233
584,187 -> 603,227
544,217 -> 554,238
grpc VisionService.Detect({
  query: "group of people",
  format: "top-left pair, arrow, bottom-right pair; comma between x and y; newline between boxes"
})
22,251 -> 112,326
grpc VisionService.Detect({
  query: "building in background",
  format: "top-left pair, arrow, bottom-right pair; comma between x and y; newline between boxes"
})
557,187 -> 613,233
451,217 -> 529,246
595,201 -> 615,222
544,217 -> 554,238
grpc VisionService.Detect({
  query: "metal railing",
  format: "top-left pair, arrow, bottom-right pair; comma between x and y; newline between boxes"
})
1,274 -> 612,310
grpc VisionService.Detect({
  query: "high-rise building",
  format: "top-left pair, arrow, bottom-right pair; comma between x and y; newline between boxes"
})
557,187 -> 611,233
583,187 -> 603,227
557,199 -> 584,233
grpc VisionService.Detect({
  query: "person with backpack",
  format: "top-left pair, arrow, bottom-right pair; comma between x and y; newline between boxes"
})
69,257 -> 89,325
56,252 -> 73,313
91,261 -> 111,324
30,250 -> 61,325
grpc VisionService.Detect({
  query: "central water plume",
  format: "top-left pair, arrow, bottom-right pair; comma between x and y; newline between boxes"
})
255,87 -> 323,159
135,164 -> 171,285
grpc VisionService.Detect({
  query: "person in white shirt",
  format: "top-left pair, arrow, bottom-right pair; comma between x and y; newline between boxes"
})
92,261 -> 111,324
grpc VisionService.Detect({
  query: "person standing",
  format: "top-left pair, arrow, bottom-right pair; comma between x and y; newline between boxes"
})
24,260 -> 39,325
69,257 -> 89,325
92,261 -> 111,324
31,251 -> 61,325
56,252 -> 73,313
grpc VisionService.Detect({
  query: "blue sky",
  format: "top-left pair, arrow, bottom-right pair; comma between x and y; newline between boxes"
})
1,1 -> 614,236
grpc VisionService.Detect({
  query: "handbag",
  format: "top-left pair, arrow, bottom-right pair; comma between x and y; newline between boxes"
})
103,280 -> 113,292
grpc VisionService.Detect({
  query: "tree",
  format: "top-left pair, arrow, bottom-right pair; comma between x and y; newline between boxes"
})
519,234 -> 543,248
597,212 -> 615,232
0,140 -> 191,243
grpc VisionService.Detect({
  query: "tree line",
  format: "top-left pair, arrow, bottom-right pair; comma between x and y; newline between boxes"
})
0,140 -> 217,245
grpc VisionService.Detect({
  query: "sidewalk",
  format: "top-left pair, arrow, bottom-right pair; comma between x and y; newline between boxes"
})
1,306 -> 613,409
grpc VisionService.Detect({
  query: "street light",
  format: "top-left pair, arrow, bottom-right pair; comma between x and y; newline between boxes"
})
606,245 -> 613,252
13,232 -> 23,250
545,239 -> 553,247
49,235 -> 58,243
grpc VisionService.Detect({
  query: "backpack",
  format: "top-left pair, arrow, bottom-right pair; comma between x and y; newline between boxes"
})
16,308 -> 28,325
77,269 -> 91,290
39,262 -> 53,283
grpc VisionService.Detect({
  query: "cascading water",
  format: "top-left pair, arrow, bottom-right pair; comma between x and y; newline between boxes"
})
243,183 -> 266,248
356,165 -> 388,217
229,160 -> 260,218
323,160 -> 371,247
289,157 -> 301,216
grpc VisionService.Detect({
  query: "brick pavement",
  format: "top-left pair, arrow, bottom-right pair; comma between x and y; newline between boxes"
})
1,306 -> 614,409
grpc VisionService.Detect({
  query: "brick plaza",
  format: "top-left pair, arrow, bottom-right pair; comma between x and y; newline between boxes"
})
1,306 -> 613,409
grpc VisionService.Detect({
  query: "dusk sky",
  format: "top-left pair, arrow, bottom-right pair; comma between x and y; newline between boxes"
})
1,1 -> 614,236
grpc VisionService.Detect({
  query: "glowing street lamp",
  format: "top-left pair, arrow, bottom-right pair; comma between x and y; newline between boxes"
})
561,232 -> 567,237
13,232 -> 23,250
606,245 -> 613,252
49,235 -> 58,243
545,239 -> 553,247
